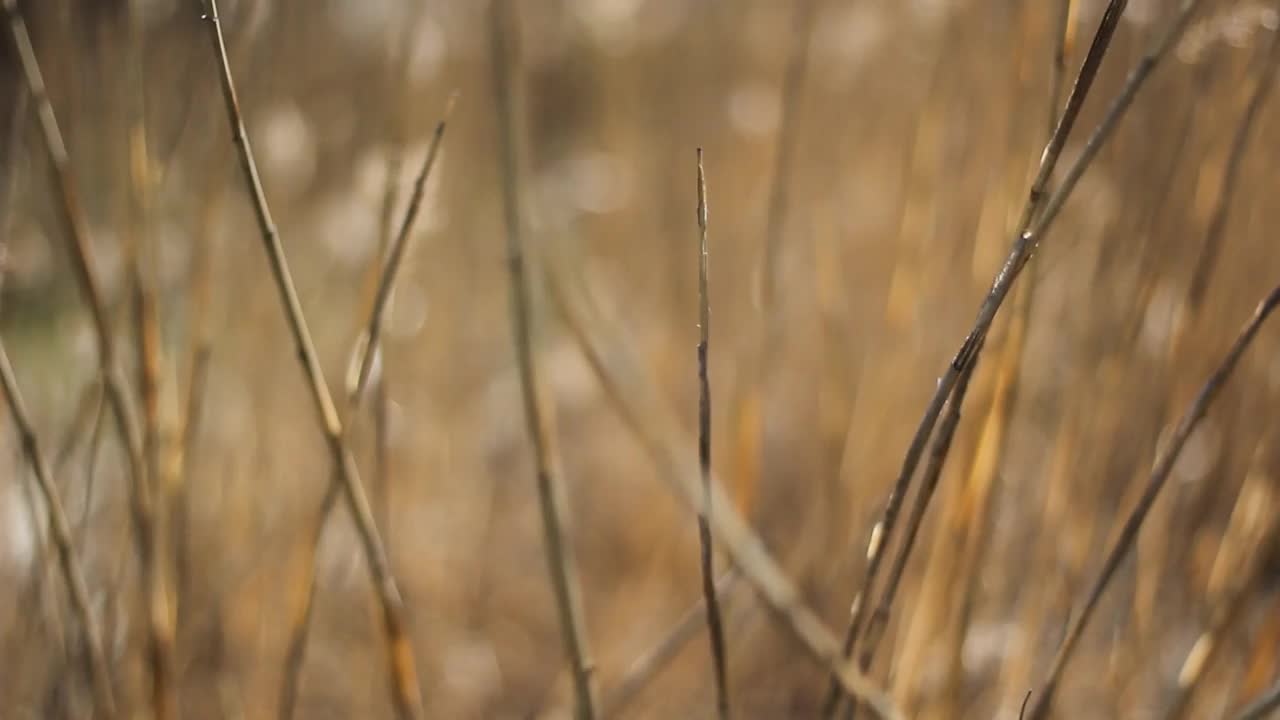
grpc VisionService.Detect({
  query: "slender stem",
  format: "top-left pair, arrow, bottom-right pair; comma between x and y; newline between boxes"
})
854,341 -> 982,679
3,6 -> 153,705
489,2 -> 598,717
348,94 -> 456,407
825,7 -> 1135,708
1047,0 -> 1076,137
1186,15 -> 1280,310
696,148 -> 730,720
196,2 -> 424,717
2,0 -> 150,581
603,570 -> 741,716
0,339 -> 117,718
278,74 -> 453,720
1027,283 -> 1280,720
541,244 -> 903,720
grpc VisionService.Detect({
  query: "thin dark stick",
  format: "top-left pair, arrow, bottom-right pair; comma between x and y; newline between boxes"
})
853,341 -> 983,679
832,9 -> 1204,702
195,2 -> 424,718
826,6 -> 1133,709
604,570 -> 741,716
1048,0 -> 1076,137
1234,678 -> 1280,720
0,339 -> 116,718
696,148 -> 730,720
1186,17 -> 1280,310
541,244 -> 903,720
489,2 -> 598,717
1020,0 -> 1127,230
1026,283 -> 1280,720
834,343 -> 984,720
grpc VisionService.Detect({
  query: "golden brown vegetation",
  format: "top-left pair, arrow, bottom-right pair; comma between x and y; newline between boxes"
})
1,1 -> 1279,719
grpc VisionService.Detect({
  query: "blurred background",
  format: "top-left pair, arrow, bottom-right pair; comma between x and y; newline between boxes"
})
2,0 -> 1280,718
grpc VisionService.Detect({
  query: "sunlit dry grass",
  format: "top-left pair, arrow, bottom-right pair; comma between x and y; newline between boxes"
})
1,1 -> 1279,719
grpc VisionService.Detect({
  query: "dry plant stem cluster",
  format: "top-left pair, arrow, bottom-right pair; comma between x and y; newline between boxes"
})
695,148 -> 731,720
489,1 -> 600,718
0,341 -> 116,717
2,0 -> 150,573
196,1 -> 425,718
4,2 -> 155,716
824,0 -> 1127,713
1026,284 -> 1280,719
842,341 -> 982,718
541,242 -> 902,720
279,94 -> 454,720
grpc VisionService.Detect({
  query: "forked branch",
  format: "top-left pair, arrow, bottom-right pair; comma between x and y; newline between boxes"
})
196,1 -> 424,717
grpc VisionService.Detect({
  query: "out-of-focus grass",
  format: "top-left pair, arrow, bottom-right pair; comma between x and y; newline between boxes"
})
1,0 -> 1279,718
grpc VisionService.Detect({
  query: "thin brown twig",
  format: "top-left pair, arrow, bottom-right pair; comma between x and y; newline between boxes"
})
1186,14 -> 1280,311
1026,283 -> 1280,720
824,3 -> 1133,713
603,570 -> 741,716
489,2 -> 599,717
540,242 -> 903,720
696,148 -> 730,720
196,2 -> 425,718
277,81 -> 453,720
2,2 -> 154,689
0,339 -> 116,718
347,94 -> 456,407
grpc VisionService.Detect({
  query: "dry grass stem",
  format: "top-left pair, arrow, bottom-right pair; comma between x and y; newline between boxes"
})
825,3 -> 1132,711
2,0 -> 151,573
541,241 -> 903,720
196,1 -> 425,717
489,1 -> 599,717
1026,283 -> 1280,720
347,94 -> 456,407
0,338 -> 116,718
695,148 -> 730,720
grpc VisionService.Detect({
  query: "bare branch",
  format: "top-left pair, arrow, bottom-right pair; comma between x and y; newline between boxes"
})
696,148 -> 731,720
489,2 -> 599,717
0,339 -> 116,718
195,2 -> 424,717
